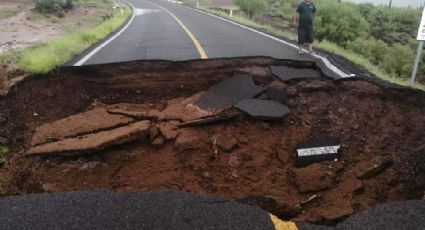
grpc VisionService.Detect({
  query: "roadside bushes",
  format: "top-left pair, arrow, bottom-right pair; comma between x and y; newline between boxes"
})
347,38 -> 388,65
234,0 -> 264,18
354,4 -> 421,45
347,38 -> 415,78
34,0 -> 75,15
314,1 -> 369,47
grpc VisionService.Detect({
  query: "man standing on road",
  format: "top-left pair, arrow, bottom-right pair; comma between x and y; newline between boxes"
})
293,0 -> 316,55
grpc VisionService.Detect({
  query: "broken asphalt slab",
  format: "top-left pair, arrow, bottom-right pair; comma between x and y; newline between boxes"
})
27,121 -> 150,157
194,74 -> 264,111
31,107 -> 134,146
271,66 -> 322,82
235,99 -> 290,120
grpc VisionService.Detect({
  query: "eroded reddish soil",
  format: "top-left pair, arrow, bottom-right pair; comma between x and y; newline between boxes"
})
0,58 -> 424,225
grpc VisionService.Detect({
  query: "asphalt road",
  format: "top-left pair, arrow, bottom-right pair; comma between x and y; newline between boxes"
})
0,190 -> 423,230
0,190 -> 276,230
77,0 -> 314,65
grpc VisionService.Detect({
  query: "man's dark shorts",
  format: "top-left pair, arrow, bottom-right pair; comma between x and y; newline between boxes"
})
298,27 -> 313,44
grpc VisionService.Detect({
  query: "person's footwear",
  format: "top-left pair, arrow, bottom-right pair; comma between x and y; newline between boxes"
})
298,49 -> 303,55
309,49 -> 315,54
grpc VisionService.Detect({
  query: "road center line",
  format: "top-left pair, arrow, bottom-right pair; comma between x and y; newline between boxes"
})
270,214 -> 298,230
144,0 -> 208,59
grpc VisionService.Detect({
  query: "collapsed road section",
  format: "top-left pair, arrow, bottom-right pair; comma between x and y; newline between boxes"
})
0,57 -> 424,225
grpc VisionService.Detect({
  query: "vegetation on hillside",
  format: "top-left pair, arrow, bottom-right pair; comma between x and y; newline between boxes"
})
230,0 -> 424,83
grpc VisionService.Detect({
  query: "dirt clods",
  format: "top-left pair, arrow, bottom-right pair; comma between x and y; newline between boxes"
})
0,58 -> 424,226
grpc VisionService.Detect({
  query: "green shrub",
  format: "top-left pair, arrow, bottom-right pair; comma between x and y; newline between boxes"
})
347,38 -> 389,65
382,44 -> 415,78
234,0 -> 264,18
33,0 -> 75,14
314,1 -> 369,46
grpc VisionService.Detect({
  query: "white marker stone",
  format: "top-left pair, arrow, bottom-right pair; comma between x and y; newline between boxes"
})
297,145 -> 341,157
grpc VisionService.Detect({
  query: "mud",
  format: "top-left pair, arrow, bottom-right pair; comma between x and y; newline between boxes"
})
0,57 -> 424,226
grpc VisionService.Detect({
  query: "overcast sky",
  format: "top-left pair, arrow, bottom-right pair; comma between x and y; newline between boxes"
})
345,0 -> 424,8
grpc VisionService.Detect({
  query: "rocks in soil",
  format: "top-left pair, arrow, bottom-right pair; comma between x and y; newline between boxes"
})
149,126 -> 160,140
215,134 -> 238,152
157,122 -> 179,140
299,194 -> 322,208
354,156 -> 392,179
286,86 -> 298,97
151,136 -> 165,146
289,163 -> 338,193
174,128 -> 207,151
319,200 -> 354,223
0,116 -> 6,125
235,99 -> 290,120
31,107 -> 134,146
0,137 -> 8,145
27,121 -> 151,157
266,81 -> 288,104
271,66 -> 322,82
297,80 -> 332,92
276,148 -> 290,164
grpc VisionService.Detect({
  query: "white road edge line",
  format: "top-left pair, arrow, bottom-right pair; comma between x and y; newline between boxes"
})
73,0 -> 137,66
183,6 -> 351,78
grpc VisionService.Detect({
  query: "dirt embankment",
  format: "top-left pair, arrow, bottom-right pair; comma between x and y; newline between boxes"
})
0,57 -> 424,225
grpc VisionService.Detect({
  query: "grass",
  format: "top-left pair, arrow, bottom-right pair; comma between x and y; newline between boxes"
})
0,145 -> 9,165
202,8 -> 425,90
18,5 -> 131,74
0,10 -> 15,20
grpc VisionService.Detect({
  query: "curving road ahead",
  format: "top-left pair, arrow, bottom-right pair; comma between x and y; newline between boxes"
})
70,0 -> 348,78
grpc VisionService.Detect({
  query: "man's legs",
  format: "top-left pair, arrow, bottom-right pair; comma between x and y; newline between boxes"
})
298,27 -> 306,54
307,27 -> 314,53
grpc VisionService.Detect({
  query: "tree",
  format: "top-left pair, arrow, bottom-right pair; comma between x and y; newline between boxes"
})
234,0 -> 264,18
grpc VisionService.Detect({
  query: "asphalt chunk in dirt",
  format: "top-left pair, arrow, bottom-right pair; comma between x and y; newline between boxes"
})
27,121 -> 150,157
194,74 -> 264,112
31,107 -> 134,146
235,99 -> 290,120
266,81 -> 288,104
271,66 -> 322,82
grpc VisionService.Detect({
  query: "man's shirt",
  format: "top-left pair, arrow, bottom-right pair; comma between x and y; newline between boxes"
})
297,2 -> 316,28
